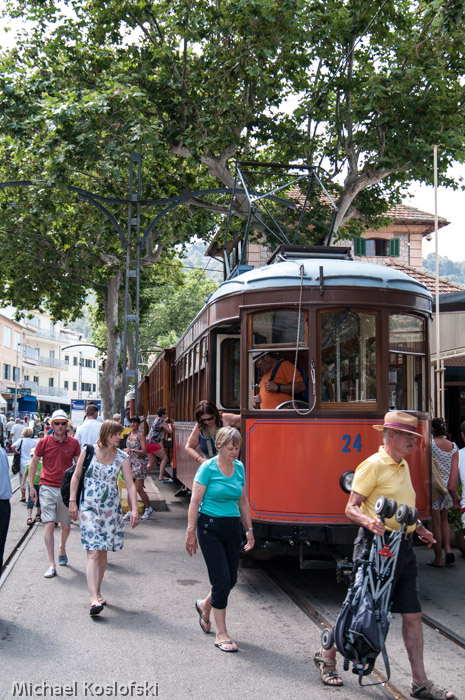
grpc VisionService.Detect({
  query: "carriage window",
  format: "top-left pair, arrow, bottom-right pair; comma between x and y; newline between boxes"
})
389,315 -> 426,411
252,310 -> 306,347
219,338 -> 240,408
200,338 -> 207,369
320,311 -> 377,403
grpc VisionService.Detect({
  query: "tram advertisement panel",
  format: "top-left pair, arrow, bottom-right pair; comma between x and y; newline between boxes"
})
245,417 -> 430,523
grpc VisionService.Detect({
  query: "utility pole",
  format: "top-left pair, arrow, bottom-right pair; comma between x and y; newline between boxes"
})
13,342 -> 20,419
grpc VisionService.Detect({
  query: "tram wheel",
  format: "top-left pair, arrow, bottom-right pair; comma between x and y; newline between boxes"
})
321,628 -> 334,650
407,506 -> 418,526
395,503 -> 409,524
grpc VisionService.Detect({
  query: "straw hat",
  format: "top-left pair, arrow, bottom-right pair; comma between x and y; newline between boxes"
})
51,409 -> 69,423
373,411 -> 423,438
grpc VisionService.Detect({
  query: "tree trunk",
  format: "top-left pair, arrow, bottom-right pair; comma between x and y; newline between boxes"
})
100,271 -> 122,418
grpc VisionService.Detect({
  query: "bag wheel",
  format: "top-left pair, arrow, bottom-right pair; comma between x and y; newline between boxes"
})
321,628 -> 334,650
385,498 -> 398,519
407,506 -> 418,526
395,503 -> 409,524
374,496 -> 388,517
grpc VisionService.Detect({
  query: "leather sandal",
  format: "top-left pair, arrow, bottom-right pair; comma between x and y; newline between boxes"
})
314,648 -> 343,686
410,680 -> 456,699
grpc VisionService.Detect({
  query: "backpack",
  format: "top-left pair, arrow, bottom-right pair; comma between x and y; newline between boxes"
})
61,444 -> 94,508
270,360 -> 309,402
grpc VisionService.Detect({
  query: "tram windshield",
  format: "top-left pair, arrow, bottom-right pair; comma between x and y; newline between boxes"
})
252,310 -> 306,346
320,310 -> 377,404
389,315 -> 426,411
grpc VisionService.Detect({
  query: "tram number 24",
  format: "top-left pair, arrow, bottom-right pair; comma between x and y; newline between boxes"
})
342,434 -> 362,453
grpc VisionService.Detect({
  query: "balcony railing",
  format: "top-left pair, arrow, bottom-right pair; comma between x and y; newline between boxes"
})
23,346 -> 39,361
37,356 -> 68,369
34,329 -> 68,341
23,380 -> 68,397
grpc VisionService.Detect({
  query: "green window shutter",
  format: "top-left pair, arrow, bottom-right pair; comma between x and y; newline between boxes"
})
354,238 -> 366,256
389,238 -> 400,257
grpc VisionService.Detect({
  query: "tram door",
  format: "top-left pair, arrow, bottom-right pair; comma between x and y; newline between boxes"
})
215,334 -> 241,410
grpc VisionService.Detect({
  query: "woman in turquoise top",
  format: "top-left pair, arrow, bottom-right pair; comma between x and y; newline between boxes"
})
186,427 -> 254,652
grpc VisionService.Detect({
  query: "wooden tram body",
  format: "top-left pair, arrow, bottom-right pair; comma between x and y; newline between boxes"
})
139,247 -> 432,563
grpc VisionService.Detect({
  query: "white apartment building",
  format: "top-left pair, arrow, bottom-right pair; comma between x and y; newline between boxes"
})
0,308 -> 100,417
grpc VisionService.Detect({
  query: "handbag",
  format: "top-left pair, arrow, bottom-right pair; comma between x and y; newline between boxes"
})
61,444 -> 94,507
431,458 -> 448,501
11,440 -> 22,475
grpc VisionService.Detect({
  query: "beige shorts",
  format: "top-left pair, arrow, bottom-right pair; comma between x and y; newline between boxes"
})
39,485 -> 71,526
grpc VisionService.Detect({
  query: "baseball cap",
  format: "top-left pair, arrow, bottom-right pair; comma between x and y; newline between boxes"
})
252,351 -> 268,362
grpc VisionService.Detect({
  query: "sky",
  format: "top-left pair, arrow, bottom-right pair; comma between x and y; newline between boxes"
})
408,163 -> 465,264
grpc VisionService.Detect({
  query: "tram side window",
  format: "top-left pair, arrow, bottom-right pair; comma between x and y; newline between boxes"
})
389,315 -> 426,411
219,338 -> 240,408
320,311 -> 377,403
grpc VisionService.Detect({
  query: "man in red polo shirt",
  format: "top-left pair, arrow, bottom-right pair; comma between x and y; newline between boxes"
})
29,410 -> 81,578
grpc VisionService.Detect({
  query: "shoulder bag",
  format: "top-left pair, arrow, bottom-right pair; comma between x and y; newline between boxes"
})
61,444 -> 95,508
11,439 -> 22,475
431,457 -> 448,501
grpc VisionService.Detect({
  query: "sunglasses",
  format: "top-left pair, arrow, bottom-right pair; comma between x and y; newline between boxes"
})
201,416 -> 215,422
53,421 -> 68,426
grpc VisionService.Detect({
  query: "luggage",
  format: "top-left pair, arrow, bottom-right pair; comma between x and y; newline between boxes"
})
321,497 -> 418,685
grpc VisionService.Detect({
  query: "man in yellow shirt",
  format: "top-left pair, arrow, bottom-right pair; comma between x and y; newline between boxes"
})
314,411 -> 455,700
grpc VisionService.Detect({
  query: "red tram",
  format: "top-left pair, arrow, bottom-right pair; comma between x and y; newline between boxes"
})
139,245 -> 432,564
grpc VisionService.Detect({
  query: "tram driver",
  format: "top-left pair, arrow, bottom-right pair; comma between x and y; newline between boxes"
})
252,351 -> 305,409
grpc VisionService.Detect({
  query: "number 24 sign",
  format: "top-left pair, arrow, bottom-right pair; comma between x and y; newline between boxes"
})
342,434 -> 362,453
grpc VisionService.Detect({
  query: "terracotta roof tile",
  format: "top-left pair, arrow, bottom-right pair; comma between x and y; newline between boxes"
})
383,260 -> 464,294
287,188 -> 449,228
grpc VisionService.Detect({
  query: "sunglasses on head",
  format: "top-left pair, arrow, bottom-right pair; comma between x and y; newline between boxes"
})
53,421 -> 67,426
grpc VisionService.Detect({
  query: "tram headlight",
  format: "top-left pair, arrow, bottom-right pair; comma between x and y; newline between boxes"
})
340,470 -> 355,494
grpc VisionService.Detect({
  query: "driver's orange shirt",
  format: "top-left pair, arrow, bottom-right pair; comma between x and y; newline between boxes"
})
259,361 -> 303,409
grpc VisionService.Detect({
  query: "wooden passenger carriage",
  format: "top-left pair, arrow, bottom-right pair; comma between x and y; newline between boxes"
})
139,246 -> 432,563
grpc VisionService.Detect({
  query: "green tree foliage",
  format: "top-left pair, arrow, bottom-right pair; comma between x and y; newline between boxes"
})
140,266 -> 218,350
423,253 -> 465,286
2,0 -> 465,411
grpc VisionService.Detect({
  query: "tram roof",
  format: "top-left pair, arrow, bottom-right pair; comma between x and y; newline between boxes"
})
208,258 -> 432,303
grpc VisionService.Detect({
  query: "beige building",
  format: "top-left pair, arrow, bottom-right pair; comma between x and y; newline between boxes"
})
0,312 -> 25,413
0,308 -> 100,417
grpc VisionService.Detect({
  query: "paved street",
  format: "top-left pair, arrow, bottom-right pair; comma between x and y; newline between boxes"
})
1,473 -> 463,700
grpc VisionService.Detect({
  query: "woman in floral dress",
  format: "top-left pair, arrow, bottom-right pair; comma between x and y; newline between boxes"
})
69,420 -> 139,616
124,415 -> 153,521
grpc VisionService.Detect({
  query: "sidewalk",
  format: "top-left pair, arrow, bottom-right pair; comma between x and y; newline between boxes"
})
0,484 -> 326,700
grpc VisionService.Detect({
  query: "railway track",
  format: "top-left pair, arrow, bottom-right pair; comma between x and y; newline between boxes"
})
261,562 -> 464,700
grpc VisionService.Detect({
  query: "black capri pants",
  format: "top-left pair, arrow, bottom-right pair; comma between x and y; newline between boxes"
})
197,512 -> 242,610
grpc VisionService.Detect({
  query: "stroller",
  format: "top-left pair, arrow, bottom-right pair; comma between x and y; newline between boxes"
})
321,496 -> 418,686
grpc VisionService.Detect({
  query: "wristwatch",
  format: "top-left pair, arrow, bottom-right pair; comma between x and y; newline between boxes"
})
276,384 -> 281,392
